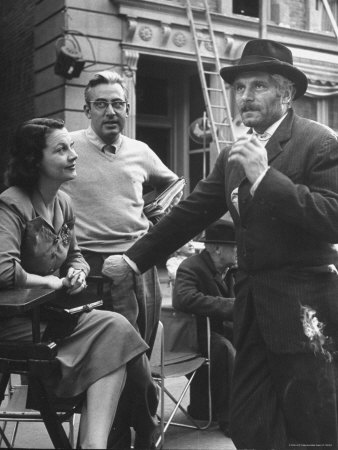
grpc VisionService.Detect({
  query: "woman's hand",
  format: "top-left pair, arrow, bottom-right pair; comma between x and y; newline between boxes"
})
43,275 -> 65,291
62,267 -> 87,295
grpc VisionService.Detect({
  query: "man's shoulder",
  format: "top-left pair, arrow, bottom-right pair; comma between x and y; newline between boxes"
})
123,135 -> 151,151
178,252 -> 207,272
294,114 -> 337,138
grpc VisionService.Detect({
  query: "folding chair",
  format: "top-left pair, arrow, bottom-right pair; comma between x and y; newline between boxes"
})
150,305 -> 212,449
0,337 -> 81,449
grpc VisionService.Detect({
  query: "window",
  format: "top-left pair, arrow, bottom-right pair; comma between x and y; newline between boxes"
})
328,96 -> 338,132
322,0 -> 338,32
233,0 -> 259,18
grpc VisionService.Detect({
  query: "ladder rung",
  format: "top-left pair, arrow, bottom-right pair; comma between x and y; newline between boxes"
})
215,122 -> 230,126
207,88 -> 223,92
193,22 -> 209,29
204,71 -> 219,75
210,105 -> 226,109
197,37 -> 212,42
190,6 -> 206,12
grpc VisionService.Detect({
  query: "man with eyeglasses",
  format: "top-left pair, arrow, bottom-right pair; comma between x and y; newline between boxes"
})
62,70 -> 179,450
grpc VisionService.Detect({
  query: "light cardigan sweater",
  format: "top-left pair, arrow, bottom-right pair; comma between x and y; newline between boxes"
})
62,128 -> 177,254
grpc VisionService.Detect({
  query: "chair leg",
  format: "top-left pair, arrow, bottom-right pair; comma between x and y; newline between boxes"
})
0,373 -> 12,448
0,373 -> 10,403
154,378 -> 165,449
29,376 -> 72,449
0,423 -> 12,448
10,422 -> 20,447
68,413 -> 77,448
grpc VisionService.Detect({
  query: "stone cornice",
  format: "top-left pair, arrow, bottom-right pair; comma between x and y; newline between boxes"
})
115,0 -> 338,87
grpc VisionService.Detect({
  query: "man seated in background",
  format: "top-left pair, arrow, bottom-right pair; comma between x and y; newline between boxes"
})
172,219 -> 236,437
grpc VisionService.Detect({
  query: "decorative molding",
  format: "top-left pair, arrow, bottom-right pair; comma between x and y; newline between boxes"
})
224,35 -> 234,54
123,49 -> 139,74
139,25 -> 153,41
122,49 -> 139,139
204,39 -> 214,53
161,22 -> 172,46
173,31 -> 186,47
126,17 -> 138,41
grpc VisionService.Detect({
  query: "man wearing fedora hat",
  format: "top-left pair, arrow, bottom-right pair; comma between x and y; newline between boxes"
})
103,39 -> 338,448
172,219 -> 236,436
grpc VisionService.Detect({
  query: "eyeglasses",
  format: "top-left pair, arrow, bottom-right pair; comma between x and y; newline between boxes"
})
88,100 -> 127,112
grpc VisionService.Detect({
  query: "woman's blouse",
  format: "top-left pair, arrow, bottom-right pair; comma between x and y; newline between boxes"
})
0,186 -> 89,289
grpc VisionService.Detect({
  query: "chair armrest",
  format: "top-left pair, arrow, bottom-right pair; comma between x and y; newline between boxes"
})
0,341 -> 58,360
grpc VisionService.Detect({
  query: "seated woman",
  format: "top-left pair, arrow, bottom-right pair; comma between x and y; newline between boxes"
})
0,118 -> 149,449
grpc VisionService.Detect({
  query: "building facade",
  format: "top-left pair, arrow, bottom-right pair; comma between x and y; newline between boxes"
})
1,0 -> 338,192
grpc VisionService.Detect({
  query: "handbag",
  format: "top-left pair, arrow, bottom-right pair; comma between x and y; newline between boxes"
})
41,289 -> 103,341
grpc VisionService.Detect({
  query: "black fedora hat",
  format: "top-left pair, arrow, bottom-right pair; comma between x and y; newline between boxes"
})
200,219 -> 236,245
220,39 -> 308,99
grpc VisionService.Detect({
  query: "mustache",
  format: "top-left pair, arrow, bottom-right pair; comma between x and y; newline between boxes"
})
240,103 -> 258,112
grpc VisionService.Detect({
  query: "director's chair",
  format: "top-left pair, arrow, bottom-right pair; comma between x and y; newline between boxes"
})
0,277 -> 104,449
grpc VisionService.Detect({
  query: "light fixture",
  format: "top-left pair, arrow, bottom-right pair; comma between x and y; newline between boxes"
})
54,34 -> 85,79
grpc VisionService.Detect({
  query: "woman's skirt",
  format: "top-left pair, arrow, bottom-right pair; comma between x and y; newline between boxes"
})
0,309 -> 148,398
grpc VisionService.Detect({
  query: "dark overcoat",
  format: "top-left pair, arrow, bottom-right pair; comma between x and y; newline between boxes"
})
127,108 -> 338,354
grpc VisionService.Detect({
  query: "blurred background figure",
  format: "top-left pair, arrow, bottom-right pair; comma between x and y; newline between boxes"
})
166,240 -> 196,282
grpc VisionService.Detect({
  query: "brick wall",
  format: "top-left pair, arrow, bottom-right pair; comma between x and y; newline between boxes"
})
0,0 -> 35,191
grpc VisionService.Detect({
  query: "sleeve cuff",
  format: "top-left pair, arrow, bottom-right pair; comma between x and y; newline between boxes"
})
122,254 -> 141,274
250,167 -> 270,196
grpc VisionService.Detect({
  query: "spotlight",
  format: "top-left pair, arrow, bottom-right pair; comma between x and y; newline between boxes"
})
54,36 -> 85,79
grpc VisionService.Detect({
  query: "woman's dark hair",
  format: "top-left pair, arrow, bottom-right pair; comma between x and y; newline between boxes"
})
5,118 -> 65,190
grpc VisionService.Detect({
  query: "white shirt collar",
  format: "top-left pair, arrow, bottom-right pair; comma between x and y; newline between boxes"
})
85,127 -> 123,152
256,111 -> 288,139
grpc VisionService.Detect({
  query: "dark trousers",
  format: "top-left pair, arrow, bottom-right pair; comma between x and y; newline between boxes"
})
230,294 -> 338,449
189,331 -> 235,426
83,251 -> 161,449
108,353 -> 158,449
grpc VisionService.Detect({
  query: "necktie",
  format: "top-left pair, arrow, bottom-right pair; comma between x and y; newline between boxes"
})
102,144 -> 116,154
